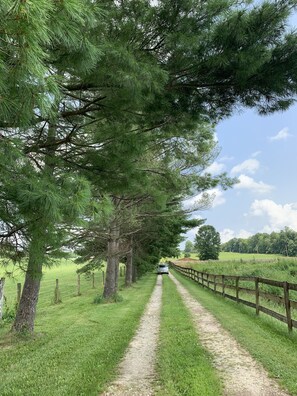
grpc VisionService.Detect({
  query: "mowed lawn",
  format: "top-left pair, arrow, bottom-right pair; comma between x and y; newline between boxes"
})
0,260 -> 156,396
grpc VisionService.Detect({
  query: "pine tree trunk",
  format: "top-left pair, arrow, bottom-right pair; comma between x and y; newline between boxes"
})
12,118 -> 57,332
0,278 -> 5,320
103,220 -> 120,299
12,229 -> 45,333
132,264 -> 137,283
125,240 -> 133,287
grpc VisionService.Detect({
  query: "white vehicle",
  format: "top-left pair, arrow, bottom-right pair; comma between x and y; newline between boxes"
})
157,263 -> 169,274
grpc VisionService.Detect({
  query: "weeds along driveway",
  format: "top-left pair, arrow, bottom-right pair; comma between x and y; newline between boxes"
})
101,275 -> 163,396
169,273 -> 290,396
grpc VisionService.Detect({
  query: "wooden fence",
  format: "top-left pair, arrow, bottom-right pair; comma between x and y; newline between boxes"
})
170,262 -> 297,332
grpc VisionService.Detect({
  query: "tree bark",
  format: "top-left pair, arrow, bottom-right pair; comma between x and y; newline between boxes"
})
0,277 -> 5,320
125,239 -> 133,287
103,219 -> 120,299
12,229 -> 45,333
12,117 -> 57,332
132,264 -> 137,283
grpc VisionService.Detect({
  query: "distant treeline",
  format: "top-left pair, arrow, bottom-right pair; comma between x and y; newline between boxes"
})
221,227 -> 297,257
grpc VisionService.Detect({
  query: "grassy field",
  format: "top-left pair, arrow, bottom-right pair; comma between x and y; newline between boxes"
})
219,252 -> 283,261
172,269 -> 297,395
156,275 -> 222,396
0,260 -> 156,396
177,254 -> 297,283
0,259 -> 128,312
183,252 -> 283,261
174,254 -> 297,322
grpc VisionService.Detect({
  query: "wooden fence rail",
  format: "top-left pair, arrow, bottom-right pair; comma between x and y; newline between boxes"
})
170,262 -> 297,332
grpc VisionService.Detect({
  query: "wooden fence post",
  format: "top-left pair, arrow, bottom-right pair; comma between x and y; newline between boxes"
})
255,277 -> 260,315
222,275 -> 225,297
207,273 -> 210,289
0,278 -> 5,320
77,274 -> 81,296
54,279 -> 62,304
92,273 -> 95,289
283,281 -> 292,332
236,277 -> 239,303
214,275 -> 217,292
16,283 -> 22,306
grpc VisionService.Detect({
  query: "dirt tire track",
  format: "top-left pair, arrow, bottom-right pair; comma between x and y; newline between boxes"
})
170,272 -> 290,396
101,275 -> 162,396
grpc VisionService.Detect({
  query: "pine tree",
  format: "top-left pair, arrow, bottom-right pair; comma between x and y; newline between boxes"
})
2,0 -> 297,331
0,0 -> 101,333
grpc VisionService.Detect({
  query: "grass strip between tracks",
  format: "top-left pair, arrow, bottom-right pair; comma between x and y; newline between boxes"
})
156,274 -> 222,396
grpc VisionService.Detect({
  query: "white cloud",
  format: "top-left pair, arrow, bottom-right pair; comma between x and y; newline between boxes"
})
231,159 -> 260,175
218,155 -> 234,162
211,188 -> 226,207
250,199 -> 297,231
185,226 -> 199,241
179,221 -> 202,248
183,188 -> 226,211
182,196 -> 204,211
234,175 -> 274,194
205,161 -> 225,175
251,151 -> 261,158
269,127 -> 292,141
220,228 -> 253,243
220,228 -> 235,243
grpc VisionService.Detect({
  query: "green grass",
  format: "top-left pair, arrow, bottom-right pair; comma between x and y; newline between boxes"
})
219,252 -> 282,261
155,275 -> 222,396
186,256 -> 297,283
179,252 -> 282,261
172,269 -> 297,395
0,260 -> 156,396
0,259 -> 127,311
177,256 -> 297,320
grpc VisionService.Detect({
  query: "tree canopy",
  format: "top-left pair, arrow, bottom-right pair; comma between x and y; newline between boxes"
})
1,0 -> 297,332
195,225 -> 221,260
222,227 -> 297,257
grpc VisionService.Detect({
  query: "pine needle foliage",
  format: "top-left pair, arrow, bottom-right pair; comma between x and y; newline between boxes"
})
1,0 -> 297,330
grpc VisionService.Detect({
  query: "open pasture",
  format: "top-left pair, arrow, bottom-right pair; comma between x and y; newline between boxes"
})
180,254 -> 297,283
174,254 -> 297,326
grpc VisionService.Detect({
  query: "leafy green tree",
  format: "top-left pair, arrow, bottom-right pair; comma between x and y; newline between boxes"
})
221,228 -> 297,257
184,240 -> 194,257
185,240 -> 194,253
195,225 -> 221,260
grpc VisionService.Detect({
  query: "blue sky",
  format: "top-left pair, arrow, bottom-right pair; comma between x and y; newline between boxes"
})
182,103 -> 297,247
